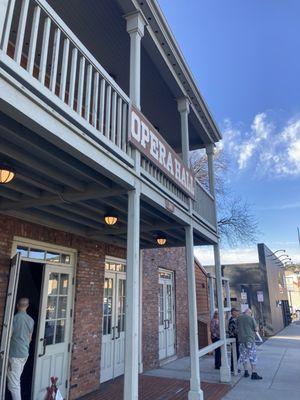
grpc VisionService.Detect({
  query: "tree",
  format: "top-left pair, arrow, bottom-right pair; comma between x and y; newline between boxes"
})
190,148 -> 259,247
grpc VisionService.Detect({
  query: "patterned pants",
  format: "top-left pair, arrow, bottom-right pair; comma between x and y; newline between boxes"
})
238,342 -> 257,365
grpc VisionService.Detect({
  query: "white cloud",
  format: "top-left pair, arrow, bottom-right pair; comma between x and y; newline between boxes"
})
222,112 -> 300,177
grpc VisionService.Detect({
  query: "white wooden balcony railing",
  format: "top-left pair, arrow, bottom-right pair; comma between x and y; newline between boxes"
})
0,0 -> 217,231
193,181 -> 216,228
1,0 -> 131,159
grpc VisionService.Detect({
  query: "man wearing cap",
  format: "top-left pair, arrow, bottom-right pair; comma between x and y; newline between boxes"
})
7,298 -> 34,400
228,307 -> 239,373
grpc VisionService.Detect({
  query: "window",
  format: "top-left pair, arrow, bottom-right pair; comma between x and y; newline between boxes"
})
44,273 -> 69,345
16,245 -> 71,264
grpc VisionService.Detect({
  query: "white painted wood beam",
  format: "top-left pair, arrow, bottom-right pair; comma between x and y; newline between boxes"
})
0,140 -> 85,192
0,185 -> 127,211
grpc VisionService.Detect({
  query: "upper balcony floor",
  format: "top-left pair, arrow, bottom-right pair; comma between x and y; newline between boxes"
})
0,0 -> 221,245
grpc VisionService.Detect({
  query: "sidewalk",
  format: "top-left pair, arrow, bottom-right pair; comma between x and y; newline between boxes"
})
222,322 -> 300,400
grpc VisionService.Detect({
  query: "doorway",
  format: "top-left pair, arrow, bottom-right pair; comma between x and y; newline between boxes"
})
158,269 -> 176,361
0,241 -> 75,400
100,259 -> 126,383
9,261 -> 44,399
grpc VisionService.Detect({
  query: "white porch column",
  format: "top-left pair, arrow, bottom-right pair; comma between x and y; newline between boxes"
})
177,97 -> 190,166
206,143 -> 215,195
124,183 -> 141,400
126,11 -> 146,110
185,224 -> 204,400
206,144 -> 231,382
126,11 -> 146,174
213,244 -> 231,382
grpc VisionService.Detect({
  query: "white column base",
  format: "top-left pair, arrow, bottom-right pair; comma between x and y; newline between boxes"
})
220,363 -> 231,383
188,389 -> 204,400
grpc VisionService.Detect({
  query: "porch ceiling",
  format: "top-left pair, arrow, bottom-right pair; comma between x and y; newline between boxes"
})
0,111 -> 207,249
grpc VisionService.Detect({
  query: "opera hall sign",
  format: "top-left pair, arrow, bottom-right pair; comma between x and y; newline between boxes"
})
129,107 -> 195,199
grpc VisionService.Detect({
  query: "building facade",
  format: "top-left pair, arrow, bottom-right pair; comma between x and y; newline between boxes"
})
219,244 -> 290,335
0,1 -> 231,399
285,269 -> 300,314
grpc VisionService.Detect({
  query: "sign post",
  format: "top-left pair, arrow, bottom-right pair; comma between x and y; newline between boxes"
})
257,291 -> 265,337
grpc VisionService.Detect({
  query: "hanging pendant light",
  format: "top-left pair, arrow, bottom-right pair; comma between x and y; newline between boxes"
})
104,214 -> 118,226
156,234 -> 167,246
0,167 -> 15,184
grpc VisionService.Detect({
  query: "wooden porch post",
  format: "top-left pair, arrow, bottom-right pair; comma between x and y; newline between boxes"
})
185,224 -> 204,400
206,144 -> 231,383
124,11 -> 145,400
124,184 -> 141,400
177,97 -> 190,166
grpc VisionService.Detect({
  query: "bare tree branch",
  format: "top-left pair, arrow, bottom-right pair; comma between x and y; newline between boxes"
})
190,148 -> 259,247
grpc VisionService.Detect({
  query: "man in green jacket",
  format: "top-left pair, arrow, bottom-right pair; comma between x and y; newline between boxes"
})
237,308 -> 262,380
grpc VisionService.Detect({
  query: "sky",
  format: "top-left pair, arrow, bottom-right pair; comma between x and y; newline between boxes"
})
158,0 -> 300,264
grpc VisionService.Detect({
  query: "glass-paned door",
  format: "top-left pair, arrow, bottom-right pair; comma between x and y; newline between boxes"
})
101,271 -> 126,383
158,270 -> 175,360
33,265 -> 73,400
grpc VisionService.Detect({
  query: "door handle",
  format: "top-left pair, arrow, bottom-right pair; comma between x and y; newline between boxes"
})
38,338 -> 46,357
115,325 -> 120,340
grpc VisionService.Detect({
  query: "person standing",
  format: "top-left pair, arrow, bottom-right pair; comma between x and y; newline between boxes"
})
237,308 -> 262,380
228,307 -> 240,373
7,298 -> 34,400
210,311 -> 221,369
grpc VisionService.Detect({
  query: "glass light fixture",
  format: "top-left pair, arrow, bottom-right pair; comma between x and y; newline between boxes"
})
156,235 -> 167,246
104,215 -> 118,226
0,168 -> 15,184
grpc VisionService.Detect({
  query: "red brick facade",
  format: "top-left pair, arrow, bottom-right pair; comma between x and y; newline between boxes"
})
0,215 -> 125,399
142,247 -> 190,370
195,261 -> 211,348
0,216 -> 211,398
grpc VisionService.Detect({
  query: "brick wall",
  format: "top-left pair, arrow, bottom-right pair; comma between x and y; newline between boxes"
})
141,247 -> 189,370
0,215 -> 211,398
0,215 -> 125,399
195,261 -> 211,348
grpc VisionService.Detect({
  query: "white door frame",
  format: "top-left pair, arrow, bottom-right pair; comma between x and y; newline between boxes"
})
101,257 -> 126,383
158,269 -> 176,361
0,253 -> 22,399
9,237 -> 77,399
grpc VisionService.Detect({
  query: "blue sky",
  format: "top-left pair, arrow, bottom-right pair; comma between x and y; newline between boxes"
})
158,0 -> 300,263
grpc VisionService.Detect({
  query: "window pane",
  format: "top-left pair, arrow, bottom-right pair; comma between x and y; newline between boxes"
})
48,273 -> 59,295
61,254 -> 70,264
55,319 -> 66,344
46,296 -> 57,320
29,248 -> 45,260
59,274 -> 69,295
45,320 -> 55,345
17,246 -> 28,257
57,297 -> 67,318
46,251 -> 60,263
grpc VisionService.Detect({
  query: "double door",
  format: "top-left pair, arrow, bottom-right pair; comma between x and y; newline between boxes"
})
159,271 -> 175,360
101,271 -> 126,383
